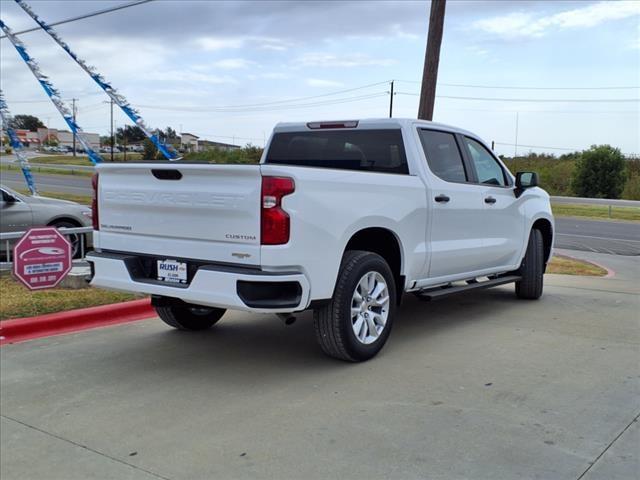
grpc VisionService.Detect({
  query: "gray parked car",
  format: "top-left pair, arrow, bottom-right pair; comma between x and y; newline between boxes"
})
0,185 -> 92,258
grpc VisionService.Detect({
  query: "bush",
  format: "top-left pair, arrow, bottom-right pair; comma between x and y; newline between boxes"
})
142,138 -> 158,160
503,154 -> 575,196
184,144 -> 264,164
571,145 -> 626,199
622,159 -> 640,200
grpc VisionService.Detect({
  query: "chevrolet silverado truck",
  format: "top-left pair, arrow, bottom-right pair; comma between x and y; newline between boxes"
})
87,118 -> 554,362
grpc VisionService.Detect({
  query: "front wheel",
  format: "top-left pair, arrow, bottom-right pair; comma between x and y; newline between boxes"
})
515,228 -> 544,300
155,302 -> 226,330
314,250 -> 396,362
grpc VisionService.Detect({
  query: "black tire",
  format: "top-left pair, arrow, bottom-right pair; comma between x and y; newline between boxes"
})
155,303 -> 226,331
51,220 -> 84,259
515,229 -> 544,300
313,250 -> 396,362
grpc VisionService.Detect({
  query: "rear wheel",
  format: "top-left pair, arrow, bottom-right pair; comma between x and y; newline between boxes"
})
314,250 -> 396,362
155,303 -> 226,330
515,228 -> 544,299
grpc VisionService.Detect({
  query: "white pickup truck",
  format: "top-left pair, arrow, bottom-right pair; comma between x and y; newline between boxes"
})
87,118 -> 554,361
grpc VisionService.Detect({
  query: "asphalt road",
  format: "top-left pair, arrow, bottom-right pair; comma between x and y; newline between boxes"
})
555,217 -> 640,256
2,171 -> 639,255
2,256 -> 639,480
1,170 -> 93,196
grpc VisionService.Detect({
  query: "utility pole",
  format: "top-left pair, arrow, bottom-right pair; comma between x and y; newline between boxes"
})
418,0 -> 446,121
71,98 -> 77,156
109,99 -> 114,162
388,80 -> 394,118
514,111 -> 519,158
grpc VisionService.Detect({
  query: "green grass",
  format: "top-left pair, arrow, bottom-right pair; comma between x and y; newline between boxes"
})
13,188 -> 92,205
31,154 -> 142,165
0,276 -> 141,320
1,163 -> 93,177
551,203 -> 640,221
547,255 -> 607,277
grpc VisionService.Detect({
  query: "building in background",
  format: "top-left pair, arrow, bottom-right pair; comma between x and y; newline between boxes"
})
198,139 -> 241,151
180,132 -> 239,153
180,132 -> 199,152
36,127 -> 100,150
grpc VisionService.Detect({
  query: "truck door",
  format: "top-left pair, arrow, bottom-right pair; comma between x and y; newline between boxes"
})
417,129 -> 488,278
460,136 -> 525,269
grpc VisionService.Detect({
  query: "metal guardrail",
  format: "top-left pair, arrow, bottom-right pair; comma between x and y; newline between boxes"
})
551,196 -> 640,208
0,226 -> 93,271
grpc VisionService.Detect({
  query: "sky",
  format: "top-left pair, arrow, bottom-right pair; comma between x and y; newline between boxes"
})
0,0 -> 638,157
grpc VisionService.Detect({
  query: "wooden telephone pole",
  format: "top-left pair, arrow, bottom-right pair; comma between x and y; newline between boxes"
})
418,0 -> 446,121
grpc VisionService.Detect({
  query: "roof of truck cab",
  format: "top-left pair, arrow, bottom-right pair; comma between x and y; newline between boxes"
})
272,118 -> 478,138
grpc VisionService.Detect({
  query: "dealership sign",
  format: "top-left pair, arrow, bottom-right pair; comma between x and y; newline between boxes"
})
13,227 -> 72,290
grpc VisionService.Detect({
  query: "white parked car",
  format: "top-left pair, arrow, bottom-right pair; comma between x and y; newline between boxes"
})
87,119 -> 554,361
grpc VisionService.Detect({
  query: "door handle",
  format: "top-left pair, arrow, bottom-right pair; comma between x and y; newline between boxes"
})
434,194 -> 450,203
484,196 -> 497,204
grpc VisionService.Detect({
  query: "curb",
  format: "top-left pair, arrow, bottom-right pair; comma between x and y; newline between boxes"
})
0,298 -> 154,346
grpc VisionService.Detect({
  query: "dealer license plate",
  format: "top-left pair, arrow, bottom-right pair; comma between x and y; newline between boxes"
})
157,259 -> 187,284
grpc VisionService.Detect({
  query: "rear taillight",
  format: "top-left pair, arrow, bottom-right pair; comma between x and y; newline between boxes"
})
91,173 -> 99,230
261,176 -> 294,245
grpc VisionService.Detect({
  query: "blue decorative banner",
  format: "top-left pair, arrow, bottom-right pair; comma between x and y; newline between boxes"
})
16,0 -> 181,161
0,19 -> 103,165
0,90 -> 39,196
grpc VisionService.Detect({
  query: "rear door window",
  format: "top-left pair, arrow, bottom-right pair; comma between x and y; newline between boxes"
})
265,129 -> 408,174
418,129 -> 467,183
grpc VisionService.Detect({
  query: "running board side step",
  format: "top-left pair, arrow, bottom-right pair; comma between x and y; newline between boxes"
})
415,275 -> 522,301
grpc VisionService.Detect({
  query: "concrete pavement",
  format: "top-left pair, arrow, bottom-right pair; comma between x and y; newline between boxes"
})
1,256 -> 639,480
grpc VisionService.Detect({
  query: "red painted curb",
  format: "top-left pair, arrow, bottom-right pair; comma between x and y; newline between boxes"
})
0,298 -> 155,346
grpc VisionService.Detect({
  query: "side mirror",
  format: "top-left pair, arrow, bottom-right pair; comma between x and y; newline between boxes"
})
515,171 -> 539,198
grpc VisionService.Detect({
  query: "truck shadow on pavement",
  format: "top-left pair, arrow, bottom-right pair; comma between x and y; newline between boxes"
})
81,286 -> 527,381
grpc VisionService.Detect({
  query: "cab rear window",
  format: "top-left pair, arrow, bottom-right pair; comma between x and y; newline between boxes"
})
265,129 -> 408,174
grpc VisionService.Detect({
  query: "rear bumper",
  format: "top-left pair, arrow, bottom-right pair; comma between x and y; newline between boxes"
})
86,251 -> 311,313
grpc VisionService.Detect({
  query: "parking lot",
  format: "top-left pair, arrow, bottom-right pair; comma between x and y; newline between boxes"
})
1,252 -> 638,480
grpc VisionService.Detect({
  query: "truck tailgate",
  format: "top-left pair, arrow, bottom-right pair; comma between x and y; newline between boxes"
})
95,163 -> 261,265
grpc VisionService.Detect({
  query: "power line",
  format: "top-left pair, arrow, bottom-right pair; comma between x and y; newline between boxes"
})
395,92 -> 640,103
140,81 -> 391,111
190,132 -> 264,142
134,92 -> 389,113
436,107 -> 639,114
0,0 -> 154,39
4,81 -> 391,112
6,92 -> 108,104
494,142 -> 579,151
396,80 -> 640,90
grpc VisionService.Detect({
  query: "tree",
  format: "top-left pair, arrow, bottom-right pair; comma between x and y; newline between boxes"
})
159,126 -> 178,144
142,138 -> 158,160
116,125 -> 145,143
100,135 -> 114,147
243,143 -> 264,163
9,114 -> 45,131
571,145 -> 626,199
